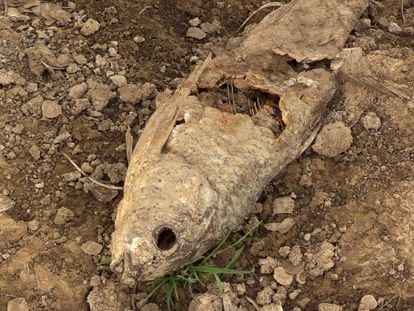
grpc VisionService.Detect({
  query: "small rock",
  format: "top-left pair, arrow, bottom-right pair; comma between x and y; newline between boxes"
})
273,267 -> 293,286
186,27 -> 207,40
278,246 -> 291,257
89,275 -> 102,287
0,194 -> 15,213
318,303 -> 343,311
81,19 -> 100,36
42,100 -> 62,118
133,35 -> 145,44
306,241 -> 335,277
361,112 -> 381,131
110,75 -> 127,87
81,241 -> 103,255
256,286 -> 274,305
119,83 -> 156,104
87,79 -> 116,111
141,303 -> 161,311
264,218 -> 295,233
189,17 -> 201,27
273,196 -> 295,214
28,144 -> 41,160
260,304 -> 283,311
72,99 -> 90,115
84,183 -> 118,202
359,295 -> 377,311
188,293 -> 222,311
388,21 -> 402,34
28,219 -> 40,231
12,124 -> 24,134
200,22 -> 219,33
62,171 -> 81,182
312,121 -> 352,157
259,256 -> 279,274
54,207 -> 74,225
68,82 -> 88,99
7,297 -> 29,311
288,245 -> 302,266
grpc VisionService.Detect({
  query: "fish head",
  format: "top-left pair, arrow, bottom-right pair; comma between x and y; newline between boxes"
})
111,155 -> 219,285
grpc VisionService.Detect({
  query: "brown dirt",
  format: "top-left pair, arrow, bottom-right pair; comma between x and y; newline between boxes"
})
0,0 -> 413,310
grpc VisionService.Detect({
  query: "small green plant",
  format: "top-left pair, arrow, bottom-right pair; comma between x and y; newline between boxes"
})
144,222 -> 261,310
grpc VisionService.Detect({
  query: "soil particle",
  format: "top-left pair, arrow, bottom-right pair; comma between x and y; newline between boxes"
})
264,218 -> 295,233
312,121 -> 353,157
259,304 -> 283,311
68,82 -> 88,99
0,194 -> 15,213
388,21 -> 402,33
272,196 -> 295,214
109,75 -> 127,87
42,100 -> 62,119
141,303 -> 161,311
81,19 -> 100,36
361,112 -> 381,130
259,256 -> 280,274
318,303 -> 343,311
186,27 -> 207,40
7,298 -> 29,311
273,267 -> 294,286
288,245 -> 303,266
119,83 -> 156,104
54,207 -> 74,225
87,79 -> 116,111
87,282 -> 127,311
188,293 -> 222,311
256,286 -> 274,305
81,241 -> 103,255
358,295 -> 378,310
305,241 -> 335,277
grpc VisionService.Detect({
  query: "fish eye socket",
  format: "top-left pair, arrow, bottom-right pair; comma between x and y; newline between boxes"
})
155,227 -> 177,251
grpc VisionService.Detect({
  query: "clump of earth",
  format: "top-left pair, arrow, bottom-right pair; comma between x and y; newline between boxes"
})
0,0 -> 413,310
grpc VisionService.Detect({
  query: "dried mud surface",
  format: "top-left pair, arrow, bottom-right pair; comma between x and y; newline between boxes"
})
0,0 -> 413,310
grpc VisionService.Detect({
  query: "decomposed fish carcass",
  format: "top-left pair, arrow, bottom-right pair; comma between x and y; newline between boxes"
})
111,0 -> 369,285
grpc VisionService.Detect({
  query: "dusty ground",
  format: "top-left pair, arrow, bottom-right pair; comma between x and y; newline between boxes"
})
0,0 -> 413,310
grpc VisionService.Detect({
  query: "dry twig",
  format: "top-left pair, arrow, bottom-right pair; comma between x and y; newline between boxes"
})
62,153 -> 124,190
238,1 -> 283,32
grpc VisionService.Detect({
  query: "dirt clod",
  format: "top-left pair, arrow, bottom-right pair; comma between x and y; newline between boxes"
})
312,121 -> 353,157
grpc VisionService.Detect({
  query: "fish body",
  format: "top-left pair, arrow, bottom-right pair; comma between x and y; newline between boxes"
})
111,0 -> 369,284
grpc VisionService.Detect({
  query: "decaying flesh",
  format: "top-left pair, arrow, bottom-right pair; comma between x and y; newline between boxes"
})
111,0 -> 369,285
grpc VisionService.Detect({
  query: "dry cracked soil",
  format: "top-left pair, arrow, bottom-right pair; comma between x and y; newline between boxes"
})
0,0 -> 413,310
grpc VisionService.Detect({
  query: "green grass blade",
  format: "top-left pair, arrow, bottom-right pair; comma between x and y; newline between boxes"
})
225,246 -> 244,269
193,265 -> 250,275
213,273 -> 224,295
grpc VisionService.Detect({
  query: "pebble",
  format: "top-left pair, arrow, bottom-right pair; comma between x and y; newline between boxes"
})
264,218 -> 295,233
188,293 -> 222,311
189,17 -> 201,27
141,303 -> 161,311
28,145 -> 41,160
312,121 -> 352,157
68,82 -> 88,99
318,303 -> 343,311
81,241 -> 103,255
89,275 -> 102,287
273,196 -> 295,214
119,83 -> 156,104
288,245 -> 302,266
260,304 -> 283,311
256,286 -> 274,305
278,246 -> 291,257
0,194 -> 15,213
259,256 -> 279,274
110,75 -> 127,87
12,124 -> 24,134
186,27 -> 207,40
42,100 -> 62,118
133,35 -> 145,44
54,207 -> 74,225
388,21 -> 402,34
273,267 -> 293,286
358,295 -> 377,311
28,219 -> 40,231
361,112 -> 381,131
7,297 -> 29,311
81,19 -> 100,36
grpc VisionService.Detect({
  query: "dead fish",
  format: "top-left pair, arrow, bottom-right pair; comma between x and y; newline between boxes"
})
111,0 -> 369,285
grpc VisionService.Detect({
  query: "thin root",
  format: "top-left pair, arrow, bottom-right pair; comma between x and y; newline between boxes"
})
62,153 -> 124,190
238,1 -> 283,32
41,61 -> 66,70
139,5 -> 152,15
245,296 -> 260,311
